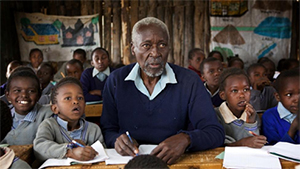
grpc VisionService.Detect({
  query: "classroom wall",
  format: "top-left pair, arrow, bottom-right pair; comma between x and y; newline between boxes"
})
0,0 -> 298,84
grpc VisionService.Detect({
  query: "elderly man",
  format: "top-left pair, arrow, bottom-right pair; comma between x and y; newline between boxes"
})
100,17 -> 225,164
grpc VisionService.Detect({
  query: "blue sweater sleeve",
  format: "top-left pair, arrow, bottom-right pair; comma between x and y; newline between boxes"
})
80,68 -> 102,102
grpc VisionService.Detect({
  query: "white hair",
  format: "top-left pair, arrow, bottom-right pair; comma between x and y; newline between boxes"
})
131,17 -> 170,44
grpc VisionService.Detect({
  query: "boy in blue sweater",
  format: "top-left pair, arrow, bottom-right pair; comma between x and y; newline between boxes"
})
262,69 -> 299,144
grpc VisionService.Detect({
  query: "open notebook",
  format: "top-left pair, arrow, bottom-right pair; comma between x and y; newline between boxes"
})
39,141 -> 108,169
269,142 -> 300,163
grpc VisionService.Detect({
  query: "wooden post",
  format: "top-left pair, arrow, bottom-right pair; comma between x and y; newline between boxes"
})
81,0 -> 88,15
112,1 -> 121,64
165,0 -> 174,64
194,0 -> 204,50
157,1 -> 164,21
121,0 -> 132,64
173,1 -> 184,66
130,0 -> 139,30
104,0 -> 112,55
203,0 -> 210,56
94,0 -> 103,47
49,1 -> 58,15
184,1 -> 194,68
148,0 -> 157,17
139,0 -> 148,19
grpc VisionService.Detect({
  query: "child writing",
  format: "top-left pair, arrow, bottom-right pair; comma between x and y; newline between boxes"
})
27,48 -> 44,73
216,68 -> 267,148
1,66 -> 53,145
65,59 -> 84,81
247,63 -> 278,112
200,57 -> 224,107
262,69 -> 299,144
80,47 -> 114,102
33,77 -> 105,164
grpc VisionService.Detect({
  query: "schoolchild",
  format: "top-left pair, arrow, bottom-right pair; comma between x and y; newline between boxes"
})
1,60 -> 22,96
200,57 -> 224,107
33,77 -> 105,163
1,67 -> 53,145
36,63 -> 55,105
65,59 -> 84,81
80,47 -> 114,102
247,63 -> 277,112
187,48 -> 205,81
215,68 -> 267,148
27,48 -> 43,73
262,69 -> 299,144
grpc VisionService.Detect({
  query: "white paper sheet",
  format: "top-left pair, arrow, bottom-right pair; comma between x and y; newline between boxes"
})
105,144 -> 157,165
223,146 -> 282,169
269,142 -> 300,163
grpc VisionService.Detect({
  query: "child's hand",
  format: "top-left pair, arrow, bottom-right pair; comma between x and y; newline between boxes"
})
288,115 -> 299,139
89,90 -> 101,96
74,139 -> 86,146
245,103 -> 256,123
239,136 -> 267,148
67,146 -> 98,161
252,77 -> 270,91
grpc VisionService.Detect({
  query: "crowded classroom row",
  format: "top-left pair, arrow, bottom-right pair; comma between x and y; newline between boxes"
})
0,17 -> 299,169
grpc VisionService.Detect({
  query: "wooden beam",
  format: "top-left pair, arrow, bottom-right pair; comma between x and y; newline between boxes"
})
139,0 -> 148,19
148,0 -> 157,17
184,1 -> 194,67
104,0 -> 112,55
94,0 -> 103,47
173,1 -> 184,66
194,0 -> 204,50
130,0 -> 139,30
165,0 -> 174,64
112,1 -> 121,64
121,0 -> 132,64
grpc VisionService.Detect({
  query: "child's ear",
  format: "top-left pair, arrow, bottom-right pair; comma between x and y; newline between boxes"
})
219,91 -> 226,100
90,60 -> 94,67
274,92 -> 280,102
5,91 -> 12,103
51,104 -> 59,115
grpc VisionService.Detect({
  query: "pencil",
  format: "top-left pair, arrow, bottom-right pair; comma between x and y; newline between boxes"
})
126,131 -> 139,156
249,131 -> 269,144
72,140 -> 85,147
60,72 -> 66,78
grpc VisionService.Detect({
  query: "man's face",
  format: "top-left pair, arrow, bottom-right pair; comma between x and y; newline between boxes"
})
131,24 -> 169,77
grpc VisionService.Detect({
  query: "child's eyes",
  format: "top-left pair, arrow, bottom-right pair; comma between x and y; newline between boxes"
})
243,88 -> 250,92
64,97 -> 71,100
285,93 -> 292,97
28,90 -> 37,93
78,96 -> 84,100
13,89 -> 21,93
231,89 -> 238,93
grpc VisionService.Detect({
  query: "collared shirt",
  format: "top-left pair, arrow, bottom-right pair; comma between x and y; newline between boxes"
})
56,116 -> 84,139
11,104 -> 38,129
277,102 -> 297,124
219,102 -> 247,124
204,82 -> 219,97
92,67 -> 110,77
125,63 -> 177,100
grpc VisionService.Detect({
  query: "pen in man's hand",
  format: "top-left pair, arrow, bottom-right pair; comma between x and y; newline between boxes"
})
126,131 -> 139,155
72,140 -> 85,147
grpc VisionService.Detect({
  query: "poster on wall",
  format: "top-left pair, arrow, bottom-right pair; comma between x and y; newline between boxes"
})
210,0 -> 292,68
14,12 -> 100,62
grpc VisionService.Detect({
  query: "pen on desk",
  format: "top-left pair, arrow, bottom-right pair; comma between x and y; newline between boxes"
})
72,140 -> 85,147
249,131 -> 269,144
126,131 -> 139,156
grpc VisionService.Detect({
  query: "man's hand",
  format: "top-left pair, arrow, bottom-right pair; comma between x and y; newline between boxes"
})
151,133 -> 190,165
114,133 -> 139,156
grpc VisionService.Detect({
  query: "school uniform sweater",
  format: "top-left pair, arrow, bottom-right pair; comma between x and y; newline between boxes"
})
215,102 -> 261,144
1,104 -> 53,145
100,63 -> 225,151
262,105 -> 299,145
33,117 -> 105,163
250,86 -> 278,112
80,67 -> 114,102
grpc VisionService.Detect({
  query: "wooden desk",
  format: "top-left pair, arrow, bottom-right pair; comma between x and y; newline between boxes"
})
46,147 -> 298,169
85,104 -> 102,117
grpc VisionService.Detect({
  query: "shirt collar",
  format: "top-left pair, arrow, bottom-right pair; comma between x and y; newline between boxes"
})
277,102 -> 296,123
11,104 -> 39,122
56,116 -> 84,132
204,82 -> 219,97
92,67 -> 110,77
125,63 -> 177,100
219,102 -> 247,123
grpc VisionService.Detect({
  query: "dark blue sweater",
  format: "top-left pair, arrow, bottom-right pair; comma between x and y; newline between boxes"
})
100,63 -> 225,151
80,67 -> 114,102
262,106 -> 299,145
